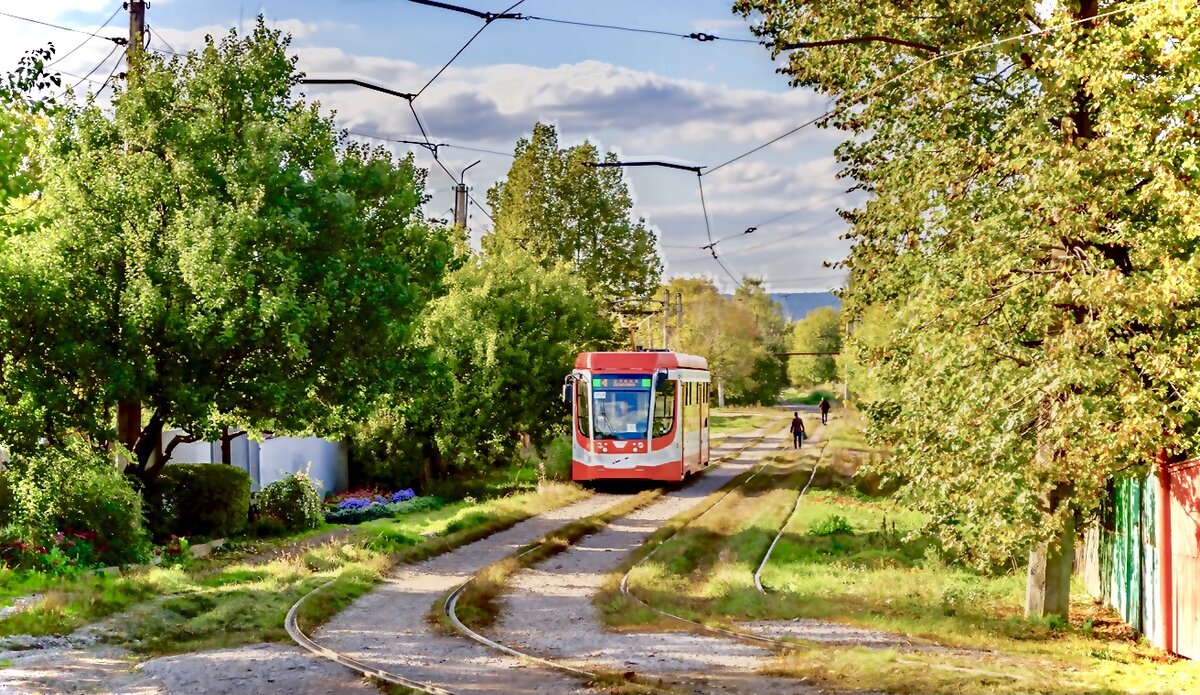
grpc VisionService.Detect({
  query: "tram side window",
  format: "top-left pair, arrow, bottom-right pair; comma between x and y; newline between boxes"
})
576,381 -> 590,435
653,380 -> 676,437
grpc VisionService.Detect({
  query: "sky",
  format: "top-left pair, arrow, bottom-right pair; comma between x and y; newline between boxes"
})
0,0 -> 857,293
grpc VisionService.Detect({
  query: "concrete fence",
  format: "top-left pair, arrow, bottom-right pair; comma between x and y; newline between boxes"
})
166,430 -> 349,498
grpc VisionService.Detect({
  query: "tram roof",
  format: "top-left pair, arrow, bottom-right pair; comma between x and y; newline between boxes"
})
575,351 -> 708,372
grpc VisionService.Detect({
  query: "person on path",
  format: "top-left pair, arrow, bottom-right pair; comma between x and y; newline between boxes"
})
819,397 -> 831,425
790,413 -> 806,449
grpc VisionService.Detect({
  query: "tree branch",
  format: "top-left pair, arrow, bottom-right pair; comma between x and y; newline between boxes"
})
777,35 -> 939,54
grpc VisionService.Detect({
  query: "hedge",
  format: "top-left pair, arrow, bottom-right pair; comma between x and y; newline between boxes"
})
144,464 -> 251,540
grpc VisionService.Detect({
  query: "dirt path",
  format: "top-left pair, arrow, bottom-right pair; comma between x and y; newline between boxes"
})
490,423 -> 826,694
0,423 -> 789,695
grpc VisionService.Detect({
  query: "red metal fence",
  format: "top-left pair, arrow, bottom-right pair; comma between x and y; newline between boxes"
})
1079,459 -> 1199,660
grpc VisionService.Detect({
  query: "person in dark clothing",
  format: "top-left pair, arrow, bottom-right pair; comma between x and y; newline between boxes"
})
819,397 -> 831,425
790,413 -> 806,449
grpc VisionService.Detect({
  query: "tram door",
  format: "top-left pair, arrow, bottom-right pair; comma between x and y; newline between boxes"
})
700,383 -> 710,465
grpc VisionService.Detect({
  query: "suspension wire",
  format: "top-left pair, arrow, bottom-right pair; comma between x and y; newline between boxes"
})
147,25 -> 179,56
45,4 -> 123,67
696,173 -> 742,288
0,9 -> 126,42
522,15 -> 759,44
468,192 -> 495,224
722,213 -> 846,256
347,130 -> 513,158
414,0 -> 526,99
95,46 -> 129,97
702,0 -> 1170,177
48,42 -> 122,100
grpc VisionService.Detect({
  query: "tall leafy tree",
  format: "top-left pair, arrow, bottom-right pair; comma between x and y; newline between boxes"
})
485,122 -> 662,305
738,0 -> 1200,617
669,277 -> 773,404
788,306 -> 841,388
422,246 -> 613,471
11,21 -> 454,480
734,279 -> 790,404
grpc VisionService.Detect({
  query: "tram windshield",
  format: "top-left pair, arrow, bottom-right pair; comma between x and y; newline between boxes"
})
589,375 -> 652,440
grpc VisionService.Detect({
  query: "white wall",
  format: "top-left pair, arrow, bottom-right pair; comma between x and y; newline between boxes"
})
164,430 -> 347,497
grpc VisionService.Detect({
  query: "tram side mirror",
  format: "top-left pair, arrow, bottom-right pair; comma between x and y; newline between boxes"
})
562,382 -> 574,407
654,371 -> 667,390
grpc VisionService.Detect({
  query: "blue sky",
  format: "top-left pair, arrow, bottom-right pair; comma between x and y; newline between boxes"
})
3,0 -> 855,293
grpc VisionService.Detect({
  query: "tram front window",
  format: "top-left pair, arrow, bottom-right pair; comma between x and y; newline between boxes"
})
591,388 -> 651,440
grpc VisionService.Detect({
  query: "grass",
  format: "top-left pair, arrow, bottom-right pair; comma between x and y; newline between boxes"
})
0,482 -> 588,656
601,414 -> 1200,695
709,411 -> 777,436
779,385 -> 841,406
445,487 -> 662,632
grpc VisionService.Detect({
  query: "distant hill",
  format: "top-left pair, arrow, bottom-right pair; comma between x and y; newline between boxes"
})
770,292 -> 841,321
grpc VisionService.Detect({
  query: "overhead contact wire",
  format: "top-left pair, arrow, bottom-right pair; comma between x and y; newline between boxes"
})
701,0 -> 1170,176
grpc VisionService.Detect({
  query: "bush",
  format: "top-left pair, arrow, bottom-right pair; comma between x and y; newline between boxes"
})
143,464 -> 251,541
809,514 -> 854,537
257,472 -> 323,532
2,441 -> 149,566
323,494 -> 442,525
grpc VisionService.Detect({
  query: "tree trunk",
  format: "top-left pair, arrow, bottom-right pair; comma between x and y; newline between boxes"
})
116,401 -> 141,461
1025,502 -> 1075,620
219,428 -> 249,465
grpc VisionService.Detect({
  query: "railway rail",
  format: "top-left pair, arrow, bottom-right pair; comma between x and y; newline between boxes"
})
286,419 -> 787,695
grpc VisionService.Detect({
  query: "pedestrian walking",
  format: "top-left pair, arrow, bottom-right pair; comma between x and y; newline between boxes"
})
790,413 -> 806,449
819,397 -> 831,425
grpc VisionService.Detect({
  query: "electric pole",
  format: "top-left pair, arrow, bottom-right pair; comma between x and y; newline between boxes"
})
662,288 -> 670,350
116,1 -> 148,458
128,1 -> 146,72
453,183 -> 467,228
454,159 -> 480,230
675,292 -> 683,351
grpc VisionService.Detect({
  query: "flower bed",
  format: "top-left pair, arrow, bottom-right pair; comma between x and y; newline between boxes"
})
324,488 -> 439,524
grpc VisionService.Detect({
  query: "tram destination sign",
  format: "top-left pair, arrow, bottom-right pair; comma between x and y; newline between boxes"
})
592,377 -> 651,388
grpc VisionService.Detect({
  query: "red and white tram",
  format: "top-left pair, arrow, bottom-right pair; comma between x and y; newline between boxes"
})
565,351 -> 711,482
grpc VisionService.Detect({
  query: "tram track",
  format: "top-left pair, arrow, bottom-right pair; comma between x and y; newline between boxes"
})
439,420 -> 787,688
285,420 -> 787,695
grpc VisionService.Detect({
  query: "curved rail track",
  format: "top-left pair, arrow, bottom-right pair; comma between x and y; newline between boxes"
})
286,419 -> 787,695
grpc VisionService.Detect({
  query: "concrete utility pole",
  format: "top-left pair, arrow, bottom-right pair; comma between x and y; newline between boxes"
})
128,1 -> 146,72
675,292 -> 683,350
453,183 -> 467,228
454,159 -> 480,230
662,288 -> 671,349
117,0 -> 148,455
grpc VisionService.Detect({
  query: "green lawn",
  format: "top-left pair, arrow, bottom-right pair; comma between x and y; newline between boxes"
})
0,482 -> 587,655
604,418 -> 1200,695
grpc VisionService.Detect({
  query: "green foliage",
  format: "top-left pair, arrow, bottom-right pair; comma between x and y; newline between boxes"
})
422,246 -> 613,471
256,473 -> 323,532
324,495 -> 443,525
808,514 -> 854,537
484,122 -> 662,305
669,277 -> 774,403
2,442 -> 148,566
347,400 -> 429,490
788,307 -> 841,387
738,1 -> 1200,574
2,21 -> 453,478
143,464 -> 251,541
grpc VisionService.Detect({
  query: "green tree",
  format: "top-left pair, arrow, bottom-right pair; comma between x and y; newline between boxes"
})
422,247 -> 613,472
739,0 -> 1200,617
734,279 -> 789,404
8,21 -> 453,480
485,122 -> 662,305
787,307 -> 841,388
669,277 -> 772,404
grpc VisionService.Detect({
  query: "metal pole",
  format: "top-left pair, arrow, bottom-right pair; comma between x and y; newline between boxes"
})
662,288 -> 670,350
675,292 -> 683,350
453,184 -> 468,228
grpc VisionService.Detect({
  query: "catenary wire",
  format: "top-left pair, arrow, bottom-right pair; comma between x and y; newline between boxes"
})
0,9 -> 124,40
148,25 -> 179,55
522,15 -> 759,44
702,0 -> 1169,176
46,5 -> 123,67
347,130 -> 513,158
48,42 -> 121,100
95,47 -> 128,97
695,173 -> 742,288
414,0 -> 526,99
